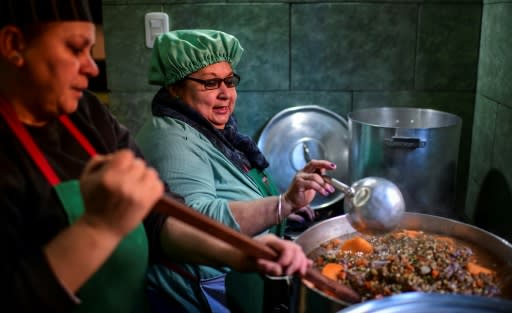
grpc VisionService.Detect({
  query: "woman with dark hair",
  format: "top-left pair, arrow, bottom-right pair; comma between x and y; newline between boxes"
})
0,2 -> 312,312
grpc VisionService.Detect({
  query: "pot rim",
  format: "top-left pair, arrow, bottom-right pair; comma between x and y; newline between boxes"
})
348,107 -> 462,130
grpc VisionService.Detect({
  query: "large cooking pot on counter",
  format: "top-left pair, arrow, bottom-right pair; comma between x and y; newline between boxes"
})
290,213 -> 512,313
337,291 -> 512,313
348,107 -> 462,218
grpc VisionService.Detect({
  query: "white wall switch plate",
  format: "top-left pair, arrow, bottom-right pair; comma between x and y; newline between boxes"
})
145,12 -> 169,48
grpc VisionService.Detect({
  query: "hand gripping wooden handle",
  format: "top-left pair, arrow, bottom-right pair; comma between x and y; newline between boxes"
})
153,195 -> 361,304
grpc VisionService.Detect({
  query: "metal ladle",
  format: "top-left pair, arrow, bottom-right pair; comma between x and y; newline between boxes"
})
302,142 -> 405,234
323,175 -> 405,235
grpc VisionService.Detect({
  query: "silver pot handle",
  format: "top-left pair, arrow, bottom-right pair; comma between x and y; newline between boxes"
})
384,136 -> 426,149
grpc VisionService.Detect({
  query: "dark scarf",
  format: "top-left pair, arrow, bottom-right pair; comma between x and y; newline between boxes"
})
151,87 -> 269,172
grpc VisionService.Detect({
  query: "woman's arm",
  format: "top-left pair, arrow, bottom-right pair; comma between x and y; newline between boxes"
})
228,159 -> 337,235
159,217 -> 311,276
137,121 -> 336,236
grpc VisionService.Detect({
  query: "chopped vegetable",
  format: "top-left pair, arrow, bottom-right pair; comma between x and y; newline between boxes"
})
403,230 -> 421,238
341,236 -> 374,254
467,262 -> 493,276
321,262 -> 344,281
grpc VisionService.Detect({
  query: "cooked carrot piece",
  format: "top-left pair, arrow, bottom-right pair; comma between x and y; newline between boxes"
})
392,232 -> 404,239
436,235 -> 455,247
331,238 -> 342,247
404,262 -> 414,272
467,262 -> 493,276
403,230 -> 421,238
341,236 -> 374,254
431,269 -> 440,278
321,263 -> 345,280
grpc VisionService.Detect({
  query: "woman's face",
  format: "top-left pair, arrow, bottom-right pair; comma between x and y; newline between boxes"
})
16,22 -> 99,124
176,61 -> 237,129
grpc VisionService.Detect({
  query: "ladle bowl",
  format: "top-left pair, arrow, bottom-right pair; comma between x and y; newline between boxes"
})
323,176 -> 405,234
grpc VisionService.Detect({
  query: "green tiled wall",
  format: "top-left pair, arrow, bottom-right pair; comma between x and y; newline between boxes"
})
468,2 -> 512,241
291,3 -> 417,90
415,4 -> 481,90
103,0 -> 483,213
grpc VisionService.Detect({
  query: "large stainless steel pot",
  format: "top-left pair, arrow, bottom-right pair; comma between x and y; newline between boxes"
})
291,213 -> 512,313
337,292 -> 512,313
348,107 -> 462,218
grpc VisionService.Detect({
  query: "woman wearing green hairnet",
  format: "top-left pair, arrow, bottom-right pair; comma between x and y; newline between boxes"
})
136,29 -> 338,313
0,2 -> 315,311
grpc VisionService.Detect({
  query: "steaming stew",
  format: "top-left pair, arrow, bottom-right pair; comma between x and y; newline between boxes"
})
312,229 -> 509,301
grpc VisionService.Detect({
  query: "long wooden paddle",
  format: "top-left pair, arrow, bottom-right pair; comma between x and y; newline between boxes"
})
153,195 -> 361,304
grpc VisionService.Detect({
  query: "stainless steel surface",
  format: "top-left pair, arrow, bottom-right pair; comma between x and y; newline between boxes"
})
302,142 -> 315,164
305,141 -> 401,233
337,292 -> 512,313
348,107 -> 462,217
323,175 -> 354,197
292,212 -> 512,313
340,176 -> 405,235
257,105 -> 349,209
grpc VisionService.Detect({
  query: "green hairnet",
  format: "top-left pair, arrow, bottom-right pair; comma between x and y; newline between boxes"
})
148,29 -> 244,86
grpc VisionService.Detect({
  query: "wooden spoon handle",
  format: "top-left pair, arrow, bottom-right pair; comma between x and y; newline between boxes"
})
153,195 -> 361,303
154,196 -> 277,259
304,267 -> 361,303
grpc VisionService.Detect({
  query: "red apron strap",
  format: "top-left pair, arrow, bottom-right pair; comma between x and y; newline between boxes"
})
59,115 -> 97,156
0,99 -> 61,186
0,98 -> 97,186
1,99 -> 207,287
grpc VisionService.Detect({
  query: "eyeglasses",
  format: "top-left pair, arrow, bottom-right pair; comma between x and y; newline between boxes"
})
184,73 -> 241,90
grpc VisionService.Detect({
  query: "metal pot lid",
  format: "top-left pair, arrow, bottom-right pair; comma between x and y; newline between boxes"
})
337,292 -> 512,313
257,105 -> 349,209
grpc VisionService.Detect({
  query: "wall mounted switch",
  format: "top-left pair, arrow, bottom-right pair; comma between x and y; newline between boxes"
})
145,12 -> 169,48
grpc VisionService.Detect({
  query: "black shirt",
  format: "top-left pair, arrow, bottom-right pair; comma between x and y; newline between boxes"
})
0,91 -> 167,312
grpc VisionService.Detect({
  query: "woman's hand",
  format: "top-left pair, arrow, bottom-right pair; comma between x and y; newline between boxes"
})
283,160 -> 336,214
79,149 -> 164,238
252,234 -> 312,276
287,206 -> 316,224
45,150 -> 163,293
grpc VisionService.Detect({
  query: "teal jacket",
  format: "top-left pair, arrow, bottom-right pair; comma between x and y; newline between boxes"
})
136,116 -> 276,312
